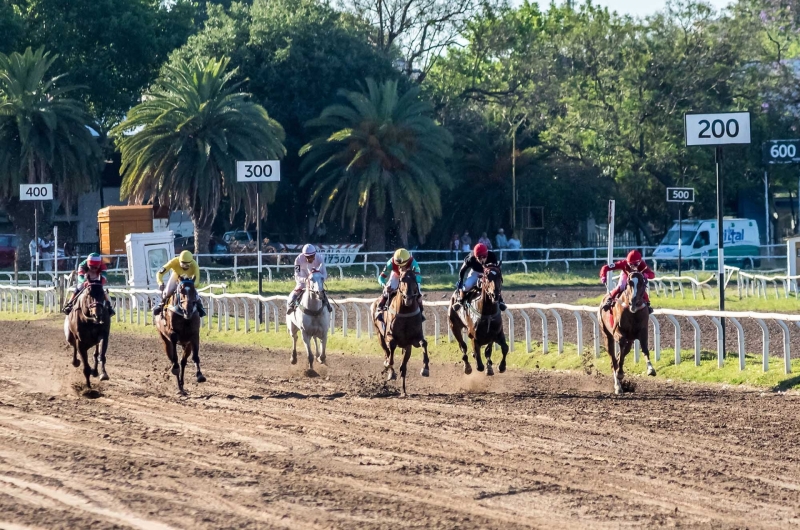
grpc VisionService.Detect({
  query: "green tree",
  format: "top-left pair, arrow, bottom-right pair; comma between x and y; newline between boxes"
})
113,56 -> 286,254
0,47 -> 102,264
300,78 -> 453,249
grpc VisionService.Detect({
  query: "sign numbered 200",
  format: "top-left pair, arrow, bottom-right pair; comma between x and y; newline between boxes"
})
19,184 -> 53,201
236,160 -> 281,182
666,187 -> 695,203
685,112 -> 751,146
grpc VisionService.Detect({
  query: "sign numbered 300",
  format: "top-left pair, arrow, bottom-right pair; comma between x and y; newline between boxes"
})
666,187 -> 695,203
236,160 -> 281,182
19,184 -> 53,201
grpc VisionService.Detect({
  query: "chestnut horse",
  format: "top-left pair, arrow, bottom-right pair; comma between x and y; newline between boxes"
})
599,271 -> 656,394
155,278 -> 205,395
371,268 -> 430,395
449,266 -> 509,376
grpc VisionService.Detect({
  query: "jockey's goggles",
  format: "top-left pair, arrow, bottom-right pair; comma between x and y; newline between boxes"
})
179,261 -> 191,269
629,260 -> 641,267
305,254 -> 315,262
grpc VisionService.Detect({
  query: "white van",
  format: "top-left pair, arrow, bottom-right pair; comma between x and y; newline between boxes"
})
652,218 -> 761,268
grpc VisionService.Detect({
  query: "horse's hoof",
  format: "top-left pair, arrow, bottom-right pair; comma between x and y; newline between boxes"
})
177,390 -> 187,396
317,356 -> 326,365
388,371 -> 397,381
486,365 -> 494,376
498,362 -> 506,374
290,356 -> 297,365
171,365 -> 180,376
196,373 -> 206,383
476,364 -> 485,373
614,386 -> 622,395
420,367 -> 430,377
647,367 -> 656,377
384,359 -> 390,368
99,372 -> 109,381
71,359 -> 80,368
91,368 -> 99,378
464,364 -> 472,375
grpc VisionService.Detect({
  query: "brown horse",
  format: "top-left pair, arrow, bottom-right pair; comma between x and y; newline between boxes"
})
599,270 -> 656,394
155,278 -> 205,395
449,266 -> 509,376
370,268 -> 430,395
64,280 -> 110,389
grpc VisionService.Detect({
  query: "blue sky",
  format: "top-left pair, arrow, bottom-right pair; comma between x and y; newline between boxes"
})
591,0 -> 731,18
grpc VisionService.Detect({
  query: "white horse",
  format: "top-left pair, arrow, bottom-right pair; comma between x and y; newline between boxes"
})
286,271 -> 330,370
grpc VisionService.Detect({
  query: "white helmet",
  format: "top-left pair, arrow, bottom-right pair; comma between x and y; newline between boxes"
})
302,244 -> 317,257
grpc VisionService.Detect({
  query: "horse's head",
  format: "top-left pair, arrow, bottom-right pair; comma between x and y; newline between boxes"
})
80,280 -> 107,324
306,270 -> 325,298
481,266 -> 502,304
177,279 -> 198,317
398,268 -> 420,308
622,271 -> 647,313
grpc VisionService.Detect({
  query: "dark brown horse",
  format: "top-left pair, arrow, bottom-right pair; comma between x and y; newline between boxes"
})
371,268 -> 430,395
64,280 -> 110,389
155,278 -> 205,395
599,270 -> 655,394
449,266 -> 509,376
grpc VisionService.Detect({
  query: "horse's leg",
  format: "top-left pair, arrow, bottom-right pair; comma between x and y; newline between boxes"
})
98,332 -> 109,381
289,321 -> 298,365
604,329 -> 621,394
419,338 -> 430,377
639,328 -> 656,376
192,340 -> 206,383
169,335 -> 180,376
69,333 -> 79,368
79,345 -> 92,389
318,333 -> 327,365
301,329 -> 314,371
497,332 -> 510,374
91,344 -> 100,378
472,337 -> 484,372
386,339 -> 397,381
399,346 -> 412,396
450,314 -> 471,374
177,343 -> 191,395
484,343 -> 494,376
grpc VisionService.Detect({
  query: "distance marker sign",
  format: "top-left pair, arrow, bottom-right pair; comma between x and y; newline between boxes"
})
236,161 -> 281,182
666,187 -> 695,203
763,139 -> 800,164
19,184 -> 53,201
684,112 -> 751,146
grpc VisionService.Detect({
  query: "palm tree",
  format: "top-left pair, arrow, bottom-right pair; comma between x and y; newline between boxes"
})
113,57 -> 286,254
300,78 -> 452,250
0,47 -> 102,265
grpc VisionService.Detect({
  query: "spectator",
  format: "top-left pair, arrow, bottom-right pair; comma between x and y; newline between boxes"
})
449,233 -> 460,259
63,238 -> 75,258
478,232 -> 493,250
495,228 -> 508,250
461,230 -> 472,252
41,232 -> 54,271
507,232 -> 521,260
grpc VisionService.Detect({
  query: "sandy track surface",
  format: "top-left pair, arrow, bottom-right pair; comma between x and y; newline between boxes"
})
0,318 -> 799,529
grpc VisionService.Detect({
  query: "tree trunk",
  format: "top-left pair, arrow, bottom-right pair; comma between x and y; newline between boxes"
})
193,215 -> 213,256
6,199 -> 37,271
366,208 -> 386,251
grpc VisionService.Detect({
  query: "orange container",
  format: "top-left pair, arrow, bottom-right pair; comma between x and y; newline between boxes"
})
98,205 -> 153,255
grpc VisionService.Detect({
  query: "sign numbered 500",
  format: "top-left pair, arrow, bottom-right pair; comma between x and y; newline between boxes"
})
19,184 -> 53,201
666,187 -> 695,203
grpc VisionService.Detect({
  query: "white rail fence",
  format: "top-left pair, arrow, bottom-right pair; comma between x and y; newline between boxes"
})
2,285 -> 797,376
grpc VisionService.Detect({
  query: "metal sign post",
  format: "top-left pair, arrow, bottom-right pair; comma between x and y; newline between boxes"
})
20,183 -> 54,303
236,161 -> 280,296
666,187 -> 695,276
606,200 -> 615,290
685,111 -> 751,363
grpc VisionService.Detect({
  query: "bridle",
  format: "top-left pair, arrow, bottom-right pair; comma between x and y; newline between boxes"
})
398,268 -> 420,308
621,272 -> 646,313
81,282 -> 107,323
480,266 -> 501,304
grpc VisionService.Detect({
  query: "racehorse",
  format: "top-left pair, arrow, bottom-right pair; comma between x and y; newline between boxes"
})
155,278 -> 205,395
449,266 -> 509,376
370,268 -> 430,395
599,270 -> 655,394
64,280 -> 110,389
287,270 -> 330,371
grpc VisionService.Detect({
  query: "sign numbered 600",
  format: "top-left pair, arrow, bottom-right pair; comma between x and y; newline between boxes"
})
763,139 -> 800,164
19,184 -> 53,201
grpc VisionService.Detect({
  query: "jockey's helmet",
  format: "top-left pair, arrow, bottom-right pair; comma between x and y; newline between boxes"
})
302,244 -> 317,262
474,243 -> 489,260
626,249 -> 642,267
179,250 -> 194,269
393,248 -> 411,267
87,253 -> 102,268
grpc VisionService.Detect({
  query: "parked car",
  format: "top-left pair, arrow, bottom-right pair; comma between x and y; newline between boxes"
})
174,235 -> 195,255
0,234 -> 17,268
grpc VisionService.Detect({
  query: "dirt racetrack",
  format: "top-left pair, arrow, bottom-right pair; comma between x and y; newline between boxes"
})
1,319 -> 799,529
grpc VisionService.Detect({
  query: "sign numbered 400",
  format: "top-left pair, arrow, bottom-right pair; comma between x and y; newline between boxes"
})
19,183 -> 53,201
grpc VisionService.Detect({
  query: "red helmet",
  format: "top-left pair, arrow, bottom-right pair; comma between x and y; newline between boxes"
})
474,243 -> 488,259
87,253 -> 102,268
626,250 -> 642,265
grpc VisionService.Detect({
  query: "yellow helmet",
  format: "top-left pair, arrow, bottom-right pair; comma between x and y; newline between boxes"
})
393,248 -> 411,265
179,250 -> 194,263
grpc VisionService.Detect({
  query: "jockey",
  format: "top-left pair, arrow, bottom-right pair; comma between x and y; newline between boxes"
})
62,252 -> 115,315
600,249 -> 655,313
287,244 -> 330,315
376,248 -> 423,319
453,243 -> 506,311
153,250 -> 206,317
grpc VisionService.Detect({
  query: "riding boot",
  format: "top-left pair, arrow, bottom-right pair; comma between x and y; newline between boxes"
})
602,296 -> 616,312
375,294 -> 388,320
419,298 -> 426,322
62,299 -> 74,315
647,301 -> 654,314
196,300 -> 207,317
498,293 -> 507,312
153,300 -> 166,316
452,290 -> 465,311
106,301 -> 116,317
